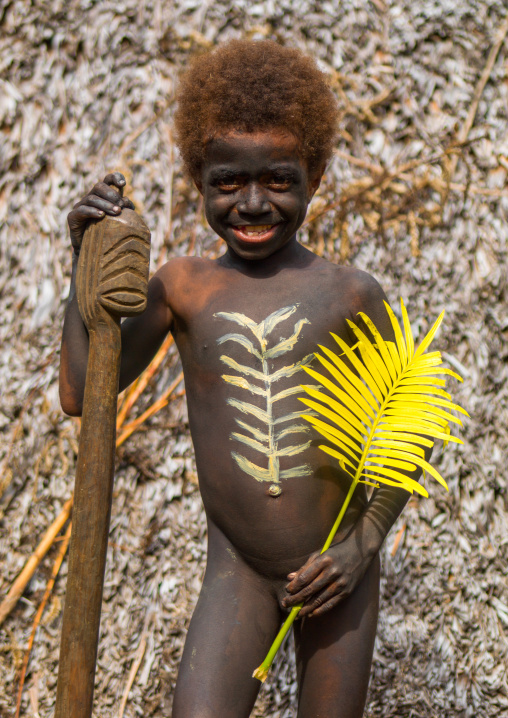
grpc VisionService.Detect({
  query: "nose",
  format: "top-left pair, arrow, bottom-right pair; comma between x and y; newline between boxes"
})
236,182 -> 271,216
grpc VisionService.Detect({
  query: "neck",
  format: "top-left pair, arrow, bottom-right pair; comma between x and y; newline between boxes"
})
219,236 -> 314,277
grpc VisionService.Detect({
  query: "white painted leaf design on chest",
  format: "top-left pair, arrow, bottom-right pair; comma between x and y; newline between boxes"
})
214,304 -> 319,495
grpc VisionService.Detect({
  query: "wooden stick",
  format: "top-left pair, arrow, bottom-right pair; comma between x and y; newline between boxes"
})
15,522 -> 72,718
117,637 -> 147,718
117,610 -> 153,718
304,144 -> 467,226
0,365 -> 181,631
449,14 -> 508,181
390,522 -> 406,557
437,13 -> 508,217
55,210 -> 151,718
116,370 -> 184,447
331,20 -> 508,214
0,497 -> 73,627
116,333 -> 174,429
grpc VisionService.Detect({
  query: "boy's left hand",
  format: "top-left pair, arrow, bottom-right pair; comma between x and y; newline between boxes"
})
282,535 -> 375,618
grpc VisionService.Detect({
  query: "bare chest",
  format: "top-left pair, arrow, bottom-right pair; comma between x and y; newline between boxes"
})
174,276 -> 354,494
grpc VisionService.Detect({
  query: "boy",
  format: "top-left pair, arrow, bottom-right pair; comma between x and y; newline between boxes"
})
61,40 -> 419,717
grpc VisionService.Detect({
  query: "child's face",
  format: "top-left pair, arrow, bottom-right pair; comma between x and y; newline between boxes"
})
198,129 -> 322,261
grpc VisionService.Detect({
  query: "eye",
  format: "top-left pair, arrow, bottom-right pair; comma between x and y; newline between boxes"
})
265,174 -> 293,191
217,180 -> 242,192
213,173 -> 245,193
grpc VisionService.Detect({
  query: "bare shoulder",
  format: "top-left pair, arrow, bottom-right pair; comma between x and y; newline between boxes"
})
156,255 -> 216,282
322,260 -> 387,312
310,259 -> 392,338
151,255 -> 220,316
328,262 -> 395,339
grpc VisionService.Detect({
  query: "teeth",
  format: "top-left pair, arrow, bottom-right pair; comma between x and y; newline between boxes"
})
239,225 -> 273,235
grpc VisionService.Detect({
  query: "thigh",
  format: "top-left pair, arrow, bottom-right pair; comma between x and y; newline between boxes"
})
172,523 -> 283,718
294,555 -> 380,718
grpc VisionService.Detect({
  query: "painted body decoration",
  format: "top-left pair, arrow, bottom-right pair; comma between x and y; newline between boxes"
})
215,304 -> 318,496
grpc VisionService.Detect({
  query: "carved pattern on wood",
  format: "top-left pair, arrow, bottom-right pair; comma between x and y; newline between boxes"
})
56,210 -> 151,718
76,209 -> 151,330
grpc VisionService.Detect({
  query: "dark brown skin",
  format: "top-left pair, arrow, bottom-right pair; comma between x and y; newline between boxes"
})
61,131 -> 422,717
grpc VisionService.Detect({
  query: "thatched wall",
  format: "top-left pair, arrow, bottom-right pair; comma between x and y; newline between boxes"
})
1,1 -> 507,716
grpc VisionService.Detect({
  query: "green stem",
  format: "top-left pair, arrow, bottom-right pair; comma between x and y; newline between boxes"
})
253,476 -> 360,682
319,477 -> 359,554
253,605 -> 302,682
254,351 -> 405,681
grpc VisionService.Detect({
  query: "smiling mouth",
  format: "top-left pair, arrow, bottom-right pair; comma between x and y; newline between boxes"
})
232,224 -> 279,242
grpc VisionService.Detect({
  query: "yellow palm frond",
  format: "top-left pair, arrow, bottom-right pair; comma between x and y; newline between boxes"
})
253,299 -> 468,683
300,299 -> 468,502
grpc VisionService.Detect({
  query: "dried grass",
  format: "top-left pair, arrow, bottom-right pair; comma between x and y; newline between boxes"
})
1,1 -> 508,716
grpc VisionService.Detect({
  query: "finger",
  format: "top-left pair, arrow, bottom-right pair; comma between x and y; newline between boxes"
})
298,581 -> 345,617
121,197 -> 135,210
68,205 -> 105,250
103,172 -> 126,192
307,593 -> 344,618
78,195 -> 122,215
283,569 -> 332,607
286,555 -> 326,593
287,551 -> 319,581
91,181 -> 124,205
68,205 -> 105,226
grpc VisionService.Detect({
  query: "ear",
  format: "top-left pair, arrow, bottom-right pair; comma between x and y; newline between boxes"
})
189,165 -> 204,194
307,163 -> 326,200
193,174 -> 203,195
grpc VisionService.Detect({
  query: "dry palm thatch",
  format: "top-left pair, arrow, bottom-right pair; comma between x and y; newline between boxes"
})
1,1 -> 508,716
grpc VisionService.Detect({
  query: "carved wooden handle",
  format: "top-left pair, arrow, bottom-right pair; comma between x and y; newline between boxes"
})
76,208 -> 151,330
55,210 -> 151,718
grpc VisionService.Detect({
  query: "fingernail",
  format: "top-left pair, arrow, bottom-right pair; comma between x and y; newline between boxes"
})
119,179 -> 125,185
113,206 -> 121,212
98,210 -> 104,216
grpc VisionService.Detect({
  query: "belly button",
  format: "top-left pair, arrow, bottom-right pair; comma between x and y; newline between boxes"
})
268,484 -> 282,497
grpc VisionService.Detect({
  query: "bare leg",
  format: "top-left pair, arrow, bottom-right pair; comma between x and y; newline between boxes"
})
172,522 -> 283,718
294,555 -> 380,718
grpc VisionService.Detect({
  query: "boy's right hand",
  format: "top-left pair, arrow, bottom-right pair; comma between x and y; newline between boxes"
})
67,172 -> 135,255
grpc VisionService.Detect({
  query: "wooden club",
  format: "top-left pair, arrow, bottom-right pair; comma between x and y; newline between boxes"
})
55,209 -> 151,718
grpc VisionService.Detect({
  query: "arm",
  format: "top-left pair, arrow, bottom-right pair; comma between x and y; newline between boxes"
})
283,273 -> 431,617
282,469 -> 420,618
59,173 -> 173,416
